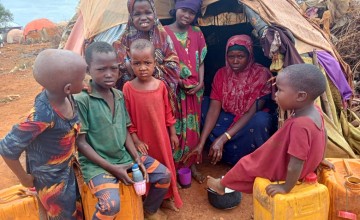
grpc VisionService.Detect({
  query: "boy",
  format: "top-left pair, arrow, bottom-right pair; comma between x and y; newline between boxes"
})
207,63 -> 332,196
0,49 -> 86,219
75,41 -> 170,220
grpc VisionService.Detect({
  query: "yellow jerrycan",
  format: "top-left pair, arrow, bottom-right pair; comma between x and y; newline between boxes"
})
253,173 -> 329,220
319,158 -> 360,220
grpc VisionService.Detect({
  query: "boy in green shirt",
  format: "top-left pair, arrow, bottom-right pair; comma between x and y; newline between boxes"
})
75,42 -> 170,220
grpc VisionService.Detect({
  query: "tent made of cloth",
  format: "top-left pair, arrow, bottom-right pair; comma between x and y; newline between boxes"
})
63,0 -> 360,158
6,29 -> 23,44
23,18 -> 56,38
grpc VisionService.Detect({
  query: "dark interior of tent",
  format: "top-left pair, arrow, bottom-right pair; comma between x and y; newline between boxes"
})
160,0 -> 272,96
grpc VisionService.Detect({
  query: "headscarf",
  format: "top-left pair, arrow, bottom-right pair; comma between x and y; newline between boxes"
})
212,35 -> 272,123
174,0 -> 202,13
113,0 -> 180,112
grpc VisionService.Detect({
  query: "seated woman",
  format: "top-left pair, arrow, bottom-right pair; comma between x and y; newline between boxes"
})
185,34 -> 274,166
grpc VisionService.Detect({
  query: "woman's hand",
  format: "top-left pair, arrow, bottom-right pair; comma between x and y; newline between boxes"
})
208,136 -> 226,165
265,183 -> 289,197
135,141 -> 149,155
182,143 -> 203,164
319,159 -> 335,171
187,81 -> 204,95
170,134 -> 179,150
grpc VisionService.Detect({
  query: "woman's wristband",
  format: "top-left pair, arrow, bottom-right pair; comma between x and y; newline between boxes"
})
224,132 -> 232,140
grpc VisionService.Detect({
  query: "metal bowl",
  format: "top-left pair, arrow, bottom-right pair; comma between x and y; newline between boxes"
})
207,188 -> 242,210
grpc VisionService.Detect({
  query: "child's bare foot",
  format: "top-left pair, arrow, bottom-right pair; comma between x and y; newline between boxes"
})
207,176 -> 225,195
161,198 -> 179,212
144,209 -> 168,220
191,164 -> 205,184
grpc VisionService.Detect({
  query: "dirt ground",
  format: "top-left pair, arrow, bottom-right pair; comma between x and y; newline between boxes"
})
0,43 -> 253,219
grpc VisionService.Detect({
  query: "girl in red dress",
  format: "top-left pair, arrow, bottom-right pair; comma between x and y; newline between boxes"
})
123,39 -> 183,211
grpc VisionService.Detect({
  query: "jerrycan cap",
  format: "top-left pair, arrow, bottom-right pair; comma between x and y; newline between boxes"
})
304,172 -> 317,184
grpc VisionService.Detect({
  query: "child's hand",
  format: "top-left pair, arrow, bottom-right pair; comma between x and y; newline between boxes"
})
182,144 -> 203,164
187,81 -> 204,95
170,134 -> 179,150
319,159 -> 335,171
135,141 -> 149,155
111,163 -> 134,185
138,162 -> 149,183
265,183 -> 288,197
19,174 -> 34,188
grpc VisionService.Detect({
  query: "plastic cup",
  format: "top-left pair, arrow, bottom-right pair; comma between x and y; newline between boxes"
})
178,168 -> 192,188
133,180 -> 146,196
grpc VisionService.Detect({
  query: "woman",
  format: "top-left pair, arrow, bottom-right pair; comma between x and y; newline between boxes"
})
113,0 -> 180,111
164,0 -> 207,183
185,35 -> 273,166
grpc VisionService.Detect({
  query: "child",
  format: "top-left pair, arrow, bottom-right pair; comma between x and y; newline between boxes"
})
113,0 -> 180,112
207,63 -> 330,196
75,41 -> 170,220
164,0 -> 207,183
0,49 -> 86,219
122,39 -> 183,210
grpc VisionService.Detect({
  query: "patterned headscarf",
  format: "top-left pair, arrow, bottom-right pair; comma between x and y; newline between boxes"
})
113,0 -> 180,112
220,35 -> 272,122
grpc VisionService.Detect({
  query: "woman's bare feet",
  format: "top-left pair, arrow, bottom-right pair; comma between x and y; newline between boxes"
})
144,209 -> 168,220
161,198 -> 179,212
191,164 -> 205,184
207,176 -> 225,195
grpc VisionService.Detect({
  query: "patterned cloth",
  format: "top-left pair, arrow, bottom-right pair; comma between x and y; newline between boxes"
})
0,91 -> 82,219
113,0 -> 180,112
202,97 -> 273,165
211,35 -> 272,124
164,25 -> 207,167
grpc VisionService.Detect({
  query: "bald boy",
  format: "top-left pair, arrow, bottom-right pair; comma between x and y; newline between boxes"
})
0,49 -> 86,219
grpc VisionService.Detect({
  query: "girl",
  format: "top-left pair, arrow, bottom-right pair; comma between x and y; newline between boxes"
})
123,39 -> 183,211
164,0 -> 207,183
113,0 -> 180,113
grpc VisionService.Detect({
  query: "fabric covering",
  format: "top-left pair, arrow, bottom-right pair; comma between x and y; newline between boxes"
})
221,111 -> 326,193
123,81 -> 183,208
23,18 -> 56,37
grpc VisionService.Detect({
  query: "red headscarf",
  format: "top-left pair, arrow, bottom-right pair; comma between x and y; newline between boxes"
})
211,35 -> 272,123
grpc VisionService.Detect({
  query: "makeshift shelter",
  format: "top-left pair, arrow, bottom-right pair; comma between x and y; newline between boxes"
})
23,18 -> 56,40
64,0 -> 360,158
6,29 -> 23,44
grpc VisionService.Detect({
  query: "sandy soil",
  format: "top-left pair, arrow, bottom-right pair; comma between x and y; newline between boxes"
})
0,43 -> 253,220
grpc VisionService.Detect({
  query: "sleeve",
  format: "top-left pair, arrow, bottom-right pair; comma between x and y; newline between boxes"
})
0,103 -> 51,160
287,120 -> 311,161
197,28 -> 207,64
210,69 -> 224,101
74,94 -> 89,134
122,84 -> 138,134
162,83 -> 176,126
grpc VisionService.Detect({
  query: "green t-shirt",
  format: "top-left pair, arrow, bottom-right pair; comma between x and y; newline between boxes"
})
75,84 -> 133,182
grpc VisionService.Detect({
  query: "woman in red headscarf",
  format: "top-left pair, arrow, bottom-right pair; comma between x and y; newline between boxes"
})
184,35 -> 274,166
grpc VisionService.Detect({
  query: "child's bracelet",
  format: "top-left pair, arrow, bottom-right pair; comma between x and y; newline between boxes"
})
224,132 -> 232,140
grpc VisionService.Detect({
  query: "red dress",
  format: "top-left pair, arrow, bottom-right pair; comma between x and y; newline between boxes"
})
123,81 -> 183,208
221,113 -> 326,194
